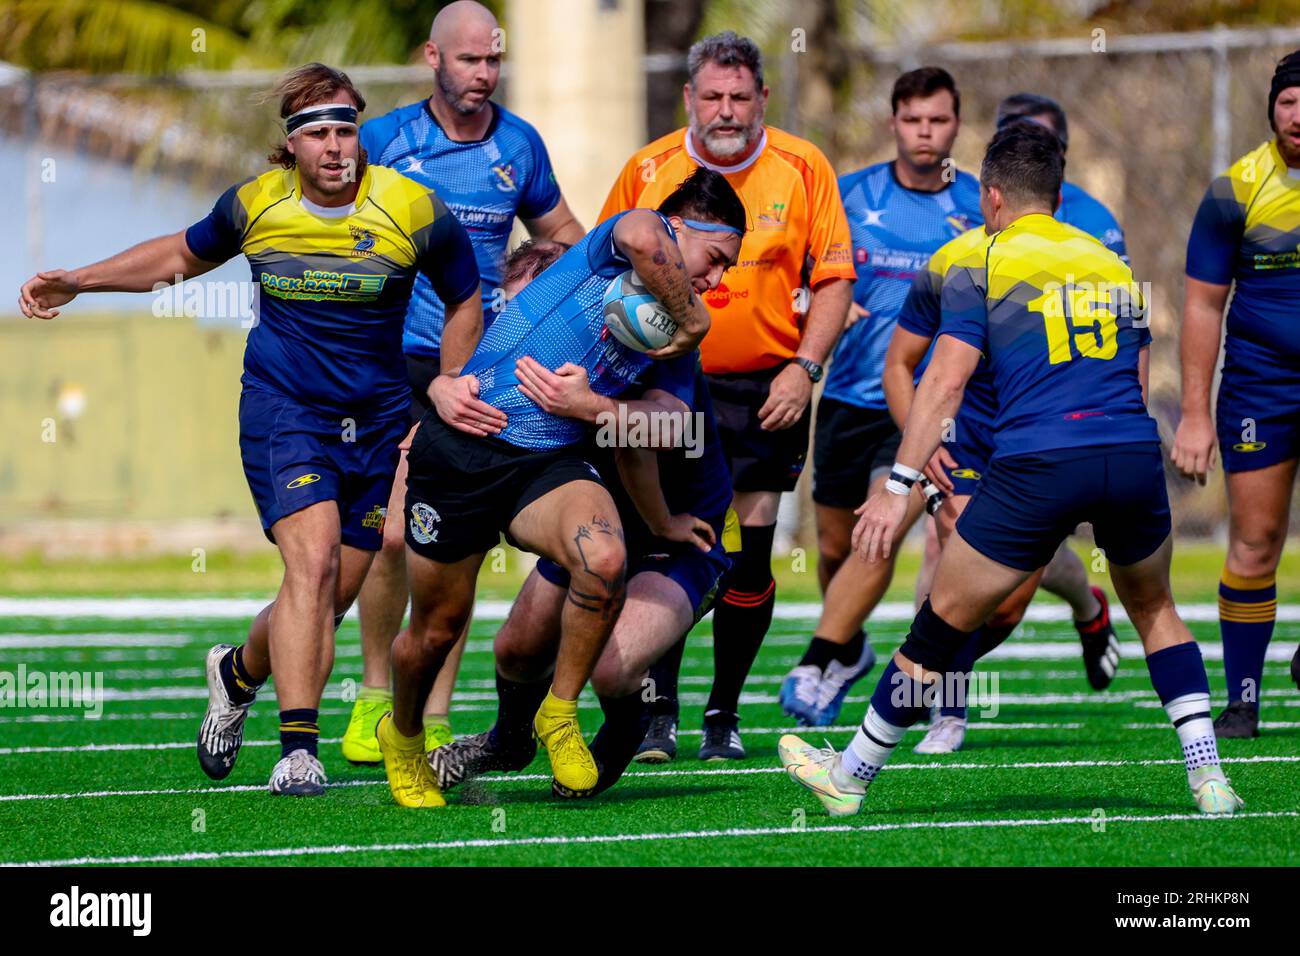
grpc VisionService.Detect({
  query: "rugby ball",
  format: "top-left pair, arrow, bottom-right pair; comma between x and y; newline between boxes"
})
602,270 -> 678,352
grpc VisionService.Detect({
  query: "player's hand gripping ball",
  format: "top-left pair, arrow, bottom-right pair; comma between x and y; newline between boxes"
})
602,269 -> 678,352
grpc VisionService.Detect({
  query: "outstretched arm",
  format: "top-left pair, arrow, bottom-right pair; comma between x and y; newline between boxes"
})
18,231 -> 218,319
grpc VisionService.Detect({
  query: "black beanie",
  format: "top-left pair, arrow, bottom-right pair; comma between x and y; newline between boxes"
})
1268,50 -> 1300,130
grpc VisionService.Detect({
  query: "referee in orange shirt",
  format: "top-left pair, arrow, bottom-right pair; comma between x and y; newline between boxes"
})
600,31 -> 854,761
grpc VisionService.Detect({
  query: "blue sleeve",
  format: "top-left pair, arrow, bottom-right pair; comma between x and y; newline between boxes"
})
640,353 -> 697,407
417,199 -> 481,306
1185,177 -> 1243,285
896,267 -> 942,339
937,265 -> 989,354
518,125 -> 562,220
359,120 -> 385,164
184,182 -> 246,263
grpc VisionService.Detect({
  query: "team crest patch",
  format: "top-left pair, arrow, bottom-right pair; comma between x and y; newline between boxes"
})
951,468 -> 982,480
409,502 -> 440,544
349,225 -> 376,256
286,473 -> 321,489
361,505 -> 386,533
491,163 -> 516,192
1232,441 -> 1267,453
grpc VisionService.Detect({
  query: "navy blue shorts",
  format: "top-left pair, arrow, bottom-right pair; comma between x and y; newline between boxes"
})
238,388 -> 405,551
1216,337 -> 1300,473
943,411 -> 996,498
537,535 -> 730,625
956,442 -> 1171,572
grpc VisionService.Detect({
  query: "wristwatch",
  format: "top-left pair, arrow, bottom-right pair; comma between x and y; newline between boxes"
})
792,357 -> 824,383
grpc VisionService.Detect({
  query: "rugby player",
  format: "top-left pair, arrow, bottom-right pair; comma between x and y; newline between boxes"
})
601,31 -> 855,762
340,0 -> 584,764
17,64 -> 484,796
1172,51 -> 1300,737
429,278 -> 735,796
779,122 -> 1244,817
377,167 -> 745,806
778,67 -> 981,730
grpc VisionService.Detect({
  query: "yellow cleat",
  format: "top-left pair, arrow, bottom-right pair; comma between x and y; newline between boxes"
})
534,690 -> 599,797
341,691 -> 391,765
425,721 -> 454,752
377,713 -> 446,808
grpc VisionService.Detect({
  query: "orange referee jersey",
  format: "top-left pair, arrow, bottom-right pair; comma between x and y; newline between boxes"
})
599,126 -> 854,374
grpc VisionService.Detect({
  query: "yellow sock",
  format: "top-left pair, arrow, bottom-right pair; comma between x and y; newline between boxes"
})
541,689 -> 577,717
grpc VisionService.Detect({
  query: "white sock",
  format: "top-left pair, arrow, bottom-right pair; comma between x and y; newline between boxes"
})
1164,692 -> 1221,784
839,706 -> 907,788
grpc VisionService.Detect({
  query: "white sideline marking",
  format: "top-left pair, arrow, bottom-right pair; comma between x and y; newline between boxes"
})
0,723 -> 1083,756
8,809 -> 1299,867
2,754 -> 1295,803
0,634 -> 193,648
3,598 -> 1295,624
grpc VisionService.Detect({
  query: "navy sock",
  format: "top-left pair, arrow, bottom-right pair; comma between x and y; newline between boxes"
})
707,522 -> 777,717
937,629 -> 982,719
219,645 -> 261,706
590,692 -> 653,794
1219,570 -> 1276,705
488,672 -> 550,753
869,659 -> 932,729
279,708 -> 319,758
1147,641 -> 1212,704
647,636 -> 686,718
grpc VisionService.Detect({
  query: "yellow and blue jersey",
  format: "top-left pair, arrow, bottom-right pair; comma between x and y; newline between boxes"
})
822,161 -> 983,410
938,213 -> 1156,456
360,102 -> 562,358
461,210 -> 669,450
1186,140 -> 1300,361
186,164 -> 480,420
897,225 -> 998,432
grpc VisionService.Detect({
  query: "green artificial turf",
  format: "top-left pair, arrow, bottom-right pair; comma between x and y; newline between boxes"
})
1,605 -> 1297,867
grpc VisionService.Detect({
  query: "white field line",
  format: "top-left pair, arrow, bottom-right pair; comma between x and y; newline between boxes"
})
8,809 -> 1300,867
4,597 -> 1297,624
0,634 -> 194,648
2,754 -> 1296,803
0,722 -> 1087,757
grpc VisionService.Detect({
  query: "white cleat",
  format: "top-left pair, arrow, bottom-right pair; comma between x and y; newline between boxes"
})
913,715 -> 967,754
1193,775 -> 1244,816
196,643 -> 253,780
268,748 -> 327,797
777,733 -> 835,771
780,735 -> 867,817
779,665 -> 823,724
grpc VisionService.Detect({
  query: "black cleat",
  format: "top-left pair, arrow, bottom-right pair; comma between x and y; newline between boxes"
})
698,714 -> 745,761
1291,645 -> 1300,692
197,644 -> 253,780
1077,587 -> 1121,691
1213,700 -> 1260,739
428,729 -> 535,791
632,713 -> 678,764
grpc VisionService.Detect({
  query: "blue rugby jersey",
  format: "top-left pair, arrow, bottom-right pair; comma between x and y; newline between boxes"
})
360,101 -> 562,358
185,165 -> 479,419
1058,180 -> 1127,261
460,211 -> 671,450
822,161 -> 982,410
1186,140 -> 1300,361
938,213 -> 1157,455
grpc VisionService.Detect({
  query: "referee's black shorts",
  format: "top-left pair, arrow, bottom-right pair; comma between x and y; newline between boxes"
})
705,362 -> 812,493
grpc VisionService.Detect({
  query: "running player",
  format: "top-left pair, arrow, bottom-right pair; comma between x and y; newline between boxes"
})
376,167 -> 745,807
17,64 -> 484,797
1172,50 -> 1300,737
601,31 -> 855,761
430,341 -> 734,798
779,122 -> 1244,817
340,0 -> 584,764
883,210 -> 1121,755
777,67 -> 981,729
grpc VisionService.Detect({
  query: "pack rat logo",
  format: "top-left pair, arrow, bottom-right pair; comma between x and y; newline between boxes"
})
409,502 -> 440,544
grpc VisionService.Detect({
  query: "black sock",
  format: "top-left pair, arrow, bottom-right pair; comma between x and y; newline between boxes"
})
706,523 -> 777,718
800,630 -> 865,670
219,645 -> 261,706
647,636 -> 686,717
279,708 -> 318,758
488,671 -> 550,753
590,692 -> 653,794
976,621 -> 1016,658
